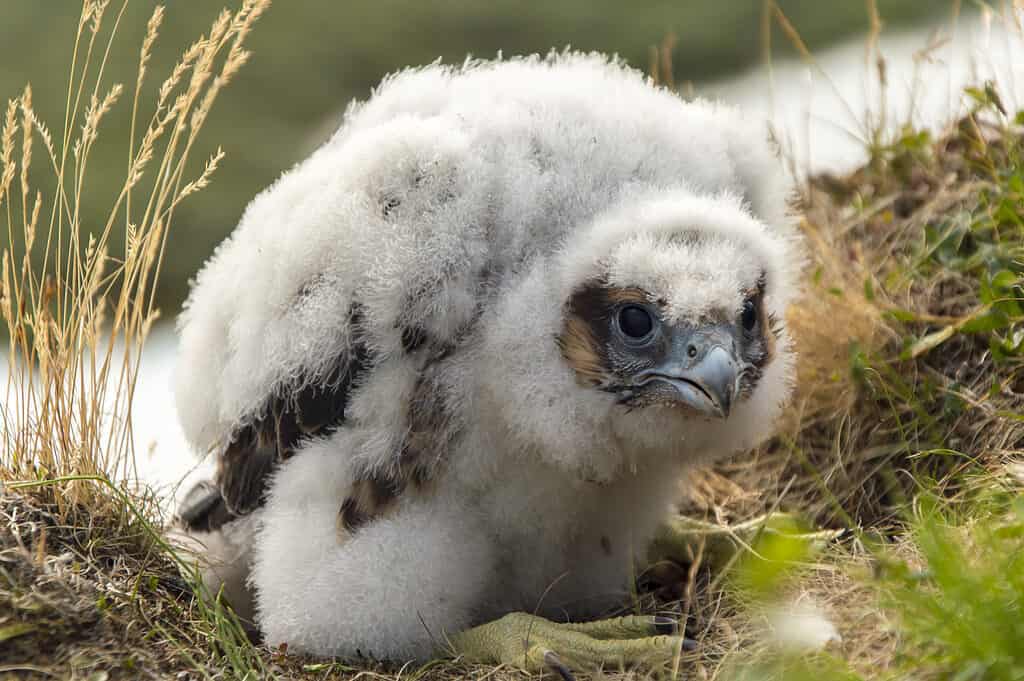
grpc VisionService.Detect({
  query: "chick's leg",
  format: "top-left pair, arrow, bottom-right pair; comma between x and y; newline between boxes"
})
450,612 -> 694,679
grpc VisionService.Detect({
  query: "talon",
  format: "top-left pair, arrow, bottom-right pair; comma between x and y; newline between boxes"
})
543,650 -> 575,681
651,615 -> 678,635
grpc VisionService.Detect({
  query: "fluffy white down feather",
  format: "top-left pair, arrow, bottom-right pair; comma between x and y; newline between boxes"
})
173,52 -> 802,661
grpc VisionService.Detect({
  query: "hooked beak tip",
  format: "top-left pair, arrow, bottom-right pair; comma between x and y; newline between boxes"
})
642,345 -> 738,419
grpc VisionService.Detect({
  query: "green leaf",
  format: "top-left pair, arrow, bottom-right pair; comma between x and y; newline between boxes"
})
904,325 -> 957,359
960,312 -> 1008,334
995,199 -> 1024,228
1009,173 -> 1024,196
989,269 -> 1019,292
998,327 -> 1024,356
0,623 -> 37,642
864,277 -> 875,301
885,308 -> 919,323
965,86 -> 989,106
984,81 -> 1007,115
735,516 -> 814,596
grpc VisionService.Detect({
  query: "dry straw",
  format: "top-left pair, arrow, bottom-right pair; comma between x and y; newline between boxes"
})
0,0 -> 269,516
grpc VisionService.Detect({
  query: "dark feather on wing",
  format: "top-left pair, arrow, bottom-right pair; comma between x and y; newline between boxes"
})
180,303 -> 372,532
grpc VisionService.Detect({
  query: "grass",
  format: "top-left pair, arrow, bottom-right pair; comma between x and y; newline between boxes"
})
2,1 -> 1024,679
1,1 -> 271,677
677,19 -> 1024,676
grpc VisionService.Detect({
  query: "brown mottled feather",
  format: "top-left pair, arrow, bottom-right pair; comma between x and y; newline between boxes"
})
603,286 -> 650,306
558,316 -> 607,386
337,474 -> 401,534
180,273 -> 483,536
180,304 -> 371,532
337,344 -> 457,534
218,424 -> 277,516
557,282 -> 621,387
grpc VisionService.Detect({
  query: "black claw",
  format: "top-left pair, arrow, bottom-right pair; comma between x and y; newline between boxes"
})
682,637 -> 698,652
543,650 -> 575,681
651,615 -> 679,635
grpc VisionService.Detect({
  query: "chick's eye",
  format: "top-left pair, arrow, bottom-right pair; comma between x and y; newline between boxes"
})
741,299 -> 757,331
618,305 -> 653,339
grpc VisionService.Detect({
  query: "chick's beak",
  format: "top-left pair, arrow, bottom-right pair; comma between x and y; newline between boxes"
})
636,325 -> 740,418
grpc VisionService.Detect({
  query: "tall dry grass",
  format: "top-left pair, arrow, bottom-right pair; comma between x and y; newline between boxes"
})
0,0 -> 268,516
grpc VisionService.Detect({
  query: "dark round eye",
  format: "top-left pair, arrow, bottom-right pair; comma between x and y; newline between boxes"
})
618,305 -> 654,339
741,299 -> 757,331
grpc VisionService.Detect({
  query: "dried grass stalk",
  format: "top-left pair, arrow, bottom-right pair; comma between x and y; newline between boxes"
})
0,0 -> 270,516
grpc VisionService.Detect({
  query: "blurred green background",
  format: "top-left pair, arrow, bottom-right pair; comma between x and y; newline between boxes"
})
1,1 -> 949,315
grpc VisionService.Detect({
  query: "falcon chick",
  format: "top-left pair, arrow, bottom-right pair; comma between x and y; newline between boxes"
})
174,52 -> 801,673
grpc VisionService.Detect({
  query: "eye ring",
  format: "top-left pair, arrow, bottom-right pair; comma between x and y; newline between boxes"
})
741,299 -> 757,331
617,304 -> 655,341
